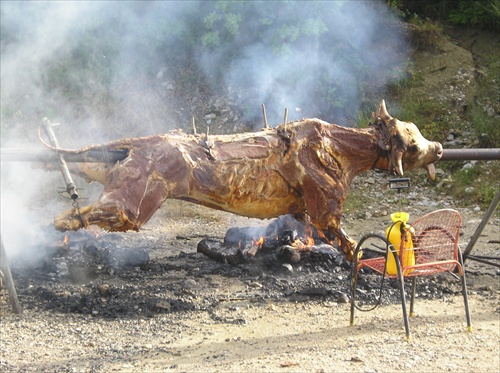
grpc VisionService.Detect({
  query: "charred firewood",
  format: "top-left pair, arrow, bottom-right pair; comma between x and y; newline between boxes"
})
275,245 -> 301,264
197,238 -> 246,266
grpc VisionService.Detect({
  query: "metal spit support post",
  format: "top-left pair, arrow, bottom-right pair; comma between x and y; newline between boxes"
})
41,118 -> 78,200
462,189 -> 500,262
0,235 -> 22,314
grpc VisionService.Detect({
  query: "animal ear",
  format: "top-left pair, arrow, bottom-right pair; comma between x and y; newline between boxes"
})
377,129 -> 390,150
377,100 -> 392,122
389,122 -> 405,176
373,110 -> 390,150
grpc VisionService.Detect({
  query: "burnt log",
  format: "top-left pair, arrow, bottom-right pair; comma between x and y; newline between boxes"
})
45,100 -> 443,260
197,238 -> 245,266
223,227 -> 266,246
276,245 -> 302,264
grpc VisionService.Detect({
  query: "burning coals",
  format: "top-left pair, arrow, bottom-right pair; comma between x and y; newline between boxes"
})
197,215 -> 345,273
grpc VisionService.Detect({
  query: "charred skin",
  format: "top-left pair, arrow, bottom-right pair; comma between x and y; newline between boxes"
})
53,101 -> 442,261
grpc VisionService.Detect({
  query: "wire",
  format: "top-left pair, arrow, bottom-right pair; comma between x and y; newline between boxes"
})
354,222 -> 399,312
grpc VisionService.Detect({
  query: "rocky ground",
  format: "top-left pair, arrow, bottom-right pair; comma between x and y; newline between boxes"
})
1,186 -> 499,372
1,25 -> 499,373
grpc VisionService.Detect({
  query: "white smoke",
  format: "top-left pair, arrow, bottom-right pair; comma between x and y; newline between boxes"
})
196,1 -> 407,124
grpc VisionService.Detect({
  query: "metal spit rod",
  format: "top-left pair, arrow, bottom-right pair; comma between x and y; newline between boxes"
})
439,148 -> 500,161
41,118 -> 79,200
1,148 -> 498,163
1,148 -> 128,163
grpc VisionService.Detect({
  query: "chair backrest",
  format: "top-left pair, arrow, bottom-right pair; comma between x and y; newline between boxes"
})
407,209 -> 461,269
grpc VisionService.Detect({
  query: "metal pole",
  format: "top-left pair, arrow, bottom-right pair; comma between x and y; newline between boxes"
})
1,148 -> 128,163
0,235 -> 22,314
440,148 -> 500,161
462,189 -> 500,261
41,118 -> 78,200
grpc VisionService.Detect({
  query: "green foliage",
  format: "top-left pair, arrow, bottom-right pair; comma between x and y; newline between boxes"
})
202,2 -> 243,49
201,31 -> 220,48
469,52 -> 500,148
469,103 -> 500,147
383,95 -> 450,143
204,12 -> 222,29
344,187 -> 370,213
449,0 -> 500,27
454,165 -> 482,185
39,29 -> 120,122
394,0 -> 500,29
225,13 -> 242,36
447,162 -> 499,208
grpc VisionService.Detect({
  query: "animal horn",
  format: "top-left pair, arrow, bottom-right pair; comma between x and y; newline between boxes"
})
377,99 -> 392,122
393,150 -> 404,176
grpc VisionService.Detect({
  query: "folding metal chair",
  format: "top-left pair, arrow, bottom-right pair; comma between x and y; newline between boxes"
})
350,209 -> 472,340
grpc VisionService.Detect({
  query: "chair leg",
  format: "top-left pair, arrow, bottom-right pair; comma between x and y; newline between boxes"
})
458,251 -> 472,332
394,252 -> 411,340
461,272 -> 472,332
350,269 -> 358,326
410,277 -> 417,317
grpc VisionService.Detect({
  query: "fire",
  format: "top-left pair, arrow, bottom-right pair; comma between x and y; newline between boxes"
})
316,229 -> 338,247
304,235 -> 315,247
291,223 -> 315,251
253,236 -> 265,247
62,235 -> 69,251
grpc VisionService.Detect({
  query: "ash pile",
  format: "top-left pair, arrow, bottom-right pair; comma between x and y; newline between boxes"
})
4,216 -> 466,320
17,231 -> 152,284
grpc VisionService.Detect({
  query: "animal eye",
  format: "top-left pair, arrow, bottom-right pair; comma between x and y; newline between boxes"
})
409,145 -> 419,153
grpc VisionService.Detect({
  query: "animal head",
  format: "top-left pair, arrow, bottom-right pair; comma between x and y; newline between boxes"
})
372,100 -> 443,179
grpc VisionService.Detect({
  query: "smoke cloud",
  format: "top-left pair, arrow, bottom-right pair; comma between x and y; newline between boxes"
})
199,1 -> 408,124
0,1 -> 408,258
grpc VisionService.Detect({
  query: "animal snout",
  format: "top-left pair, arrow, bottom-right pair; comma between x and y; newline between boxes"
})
435,142 -> 443,159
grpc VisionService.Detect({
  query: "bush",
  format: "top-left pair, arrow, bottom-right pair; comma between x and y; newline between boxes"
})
395,0 -> 500,29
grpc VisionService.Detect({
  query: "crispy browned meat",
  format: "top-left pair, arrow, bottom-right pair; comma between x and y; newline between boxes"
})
52,101 -> 443,260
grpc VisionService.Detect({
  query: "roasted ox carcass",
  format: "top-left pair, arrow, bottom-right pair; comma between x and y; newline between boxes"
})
49,100 -> 443,260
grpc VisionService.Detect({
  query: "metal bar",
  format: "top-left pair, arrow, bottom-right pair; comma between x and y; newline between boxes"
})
1,148 -> 128,163
462,189 -> 500,261
440,148 -> 500,161
0,235 -> 22,314
466,254 -> 500,260
2,148 -> 497,163
465,255 -> 500,268
41,118 -> 78,200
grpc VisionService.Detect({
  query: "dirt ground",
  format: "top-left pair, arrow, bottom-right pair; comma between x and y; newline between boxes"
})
1,193 -> 499,373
